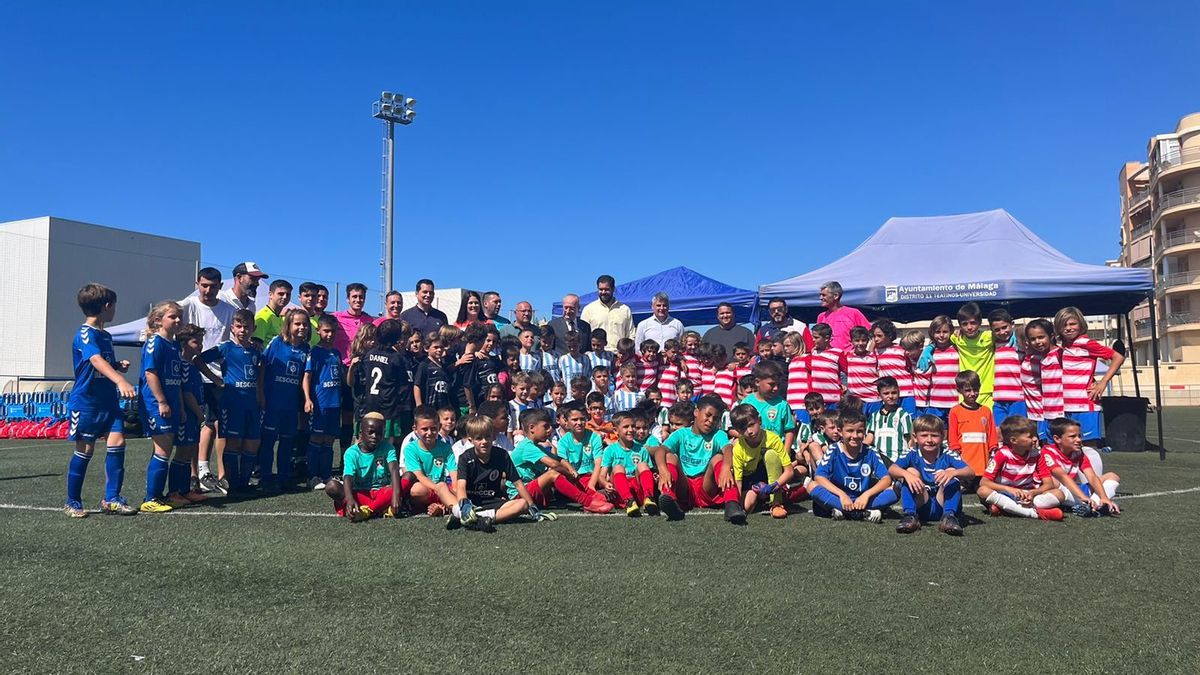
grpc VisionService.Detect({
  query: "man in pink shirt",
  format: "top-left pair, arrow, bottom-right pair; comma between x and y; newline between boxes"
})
375,290 -> 403,327
333,282 -> 376,365
816,280 -> 871,351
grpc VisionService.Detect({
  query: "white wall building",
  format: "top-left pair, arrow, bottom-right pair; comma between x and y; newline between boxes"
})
0,216 -> 200,391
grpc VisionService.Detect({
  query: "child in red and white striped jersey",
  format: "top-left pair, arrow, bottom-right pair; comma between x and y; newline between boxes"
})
709,344 -> 736,407
807,324 -> 843,411
1053,306 -> 1125,446
977,416 -> 1062,520
988,310 -> 1025,422
695,343 -> 720,397
1020,320 -> 1064,440
872,319 -> 916,416
922,316 -> 960,421
657,338 -> 683,407
730,342 -> 755,383
840,326 -> 880,415
782,332 -> 810,420
681,331 -> 703,383
636,340 -> 662,392
1031,417 -> 1121,517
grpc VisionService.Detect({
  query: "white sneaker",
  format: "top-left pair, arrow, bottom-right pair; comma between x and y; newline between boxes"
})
313,481 -> 326,491
830,508 -> 845,521
866,509 -> 883,523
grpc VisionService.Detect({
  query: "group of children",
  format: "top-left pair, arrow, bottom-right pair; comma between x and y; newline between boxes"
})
64,282 -> 1126,535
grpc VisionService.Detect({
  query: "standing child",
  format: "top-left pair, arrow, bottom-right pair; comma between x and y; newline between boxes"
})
872,319 -> 916,415
783,332 -> 810,422
304,314 -> 342,490
413,334 -> 454,410
889,415 -> 973,535
345,322 -> 378,430
199,309 -> 264,493
901,330 -> 930,418
557,332 -> 593,392
138,301 -> 184,513
680,331 -> 703,383
989,309 -> 1026,421
637,339 -> 662,392
650,395 -> 745,524
1032,417 -> 1121,517
323,413 -> 401,521
950,302 -> 995,409
599,411 -> 660,516
506,371 -> 539,442
919,316 -> 960,421
171,324 -> 212,505
586,329 -> 614,376
946,370 -> 997,478
807,324 -> 842,413
517,327 -> 541,373
657,338 -> 683,407
720,375 -> 756,431
1021,319 -> 1065,441
65,284 -> 138,516
360,319 -> 414,449
1054,306 -> 1125,448
260,308 -> 311,492
809,410 -> 897,523
864,376 -> 914,463
462,324 -> 504,414
727,404 -> 796,519
977,416 -> 1063,521
840,326 -> 879,416
538,325 -> 561,388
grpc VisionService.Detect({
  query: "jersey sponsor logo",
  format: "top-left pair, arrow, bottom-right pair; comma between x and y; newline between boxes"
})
986,458 -> 997,474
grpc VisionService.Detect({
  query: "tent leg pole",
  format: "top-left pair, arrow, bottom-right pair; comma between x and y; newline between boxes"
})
1123,312 -> 1141,398
1146,292 -> 1165,461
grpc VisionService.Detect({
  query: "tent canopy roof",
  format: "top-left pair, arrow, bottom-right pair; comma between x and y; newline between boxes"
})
758,209 -> 1153,321
553,266 -> 760,325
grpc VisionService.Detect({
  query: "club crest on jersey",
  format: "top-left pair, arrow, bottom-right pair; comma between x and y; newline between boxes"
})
860,464 -> 871,477
287,361 -> 300,375
487,470 -> 500,481
767,409 -> 778,421
703,439 -> 714,452
244,364 -> 256,379
171,361 -> 182,377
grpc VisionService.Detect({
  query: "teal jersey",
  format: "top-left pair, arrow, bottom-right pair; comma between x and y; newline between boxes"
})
557,430 -> 604,476
402,437 -> 457,483
509,438 -> 551,484
741,393 -> 797,437
342,442 -> 397,490
602,441 -> 654,474
663,426 -> 729,478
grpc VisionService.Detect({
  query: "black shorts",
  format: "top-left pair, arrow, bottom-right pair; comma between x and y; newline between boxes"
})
739,464 -> 769,492
468,495 -> 509,511
203,383 -> 222,426
340,383 -> 353,412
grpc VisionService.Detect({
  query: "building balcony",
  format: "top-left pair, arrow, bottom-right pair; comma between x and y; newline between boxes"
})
1157,271 -> 1200,296
1126,188 -> 1153,216
1135,321 -> 1152,338
1153,186 -> 1200,221
1166,312 -> 1199,331
1130,222 -> 1153,242
1159,229 -> 1200,257
1153,146 -> 1200,180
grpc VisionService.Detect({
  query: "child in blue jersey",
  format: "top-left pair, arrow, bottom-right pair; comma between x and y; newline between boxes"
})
506,371 -> 539,443
138,301 -> 185,513
599,411 -> 660,517
259,308 -> 311,492
199,309 -> 265,492
65,283 -> 138,517
810,409 -> 897,523
401,406 -> 459,516
171,324 -> 210,505
586,329 -> 614,375
304,314 -> 342,490
889,415 -> 973,535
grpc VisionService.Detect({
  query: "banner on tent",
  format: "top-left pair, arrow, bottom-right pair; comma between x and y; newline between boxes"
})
881,281 -> 1002,304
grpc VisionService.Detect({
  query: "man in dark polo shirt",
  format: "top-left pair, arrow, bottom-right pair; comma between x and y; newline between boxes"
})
400,278 -> 449,338
702,302 -> 755,356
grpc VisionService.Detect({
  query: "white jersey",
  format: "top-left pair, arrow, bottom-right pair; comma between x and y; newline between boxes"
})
179,295 -> 236,381
218,288 -> 256,312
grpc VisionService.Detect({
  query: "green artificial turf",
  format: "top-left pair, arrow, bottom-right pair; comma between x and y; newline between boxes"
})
2,410 -> 1199,674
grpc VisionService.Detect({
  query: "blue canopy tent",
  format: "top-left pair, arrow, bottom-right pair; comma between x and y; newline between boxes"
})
758,208 -> 1163,457
553,266 -> 760,326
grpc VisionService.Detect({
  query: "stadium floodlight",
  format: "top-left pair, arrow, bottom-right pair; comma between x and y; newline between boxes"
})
372,90 -> 417,304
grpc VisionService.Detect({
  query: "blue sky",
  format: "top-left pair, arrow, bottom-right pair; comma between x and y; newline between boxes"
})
3,2 -> 1197,318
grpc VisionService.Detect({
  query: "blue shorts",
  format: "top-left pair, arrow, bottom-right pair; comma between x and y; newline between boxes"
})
175,420 -> 200,446
793,409 -> 810,425
310,406 -> 341,436
992,400 -> 1027,423
1067,411 -> 1103,441
140,404 -> 176,437
862,401 -> 883,417
1037,419 -> 1051,442
916,406 -> 949,422
898,396 -> 917,416
69,407 -> 123,442
262,407 -> 299,438
219,397 -> 262,440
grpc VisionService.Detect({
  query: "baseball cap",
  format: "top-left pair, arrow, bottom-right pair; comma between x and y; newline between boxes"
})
233,261 -> 269,278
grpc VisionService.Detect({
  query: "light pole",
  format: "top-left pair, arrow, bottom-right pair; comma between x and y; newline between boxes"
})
372,91 -> 416,306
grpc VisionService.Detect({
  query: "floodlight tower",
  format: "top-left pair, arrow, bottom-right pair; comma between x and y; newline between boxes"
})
372,91 -> 416,305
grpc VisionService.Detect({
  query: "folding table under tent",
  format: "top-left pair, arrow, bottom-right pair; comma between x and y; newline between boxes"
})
553,266 -> 760,326
757,208 -> 1163,457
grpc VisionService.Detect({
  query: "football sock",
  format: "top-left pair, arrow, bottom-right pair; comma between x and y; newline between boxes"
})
67,451 -> 91,503
637,470 -> 656,501
612,472 -> 633,503
145,454 -> 169,501
168,459 -> 191,495
198,459 -> 211,476
223,452 -> 240,483
1032,491 -> 1061,509
986,491 -> 1037,518
1103,479 -> 1119,499
553,474 -> 588,504
306,442 -> 322,481
258,430 -> 277,481
104,445 -> 126,500
807,485 -> 841,516
661,462 -> 680,499
276,437 -> 294,486
400,473 -> 415,497
712,460 -> 740,504
869,488 -> 899,510
940,480 -> 962,514
239,450 -> 256,487
321,443 -> 334,481
900,484 -> 919,515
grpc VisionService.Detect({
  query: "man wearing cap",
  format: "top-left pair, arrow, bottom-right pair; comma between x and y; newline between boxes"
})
220,261 -> 267,312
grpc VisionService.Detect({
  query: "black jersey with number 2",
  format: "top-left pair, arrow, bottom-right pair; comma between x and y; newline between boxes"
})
361,347 -> 411,419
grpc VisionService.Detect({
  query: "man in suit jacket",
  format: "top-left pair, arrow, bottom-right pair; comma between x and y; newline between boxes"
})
548,293 -> 591,352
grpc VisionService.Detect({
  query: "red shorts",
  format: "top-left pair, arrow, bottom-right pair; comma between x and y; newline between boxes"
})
524,478 -> 549,507
676,460 -> 734,509
334,487 -> 393,516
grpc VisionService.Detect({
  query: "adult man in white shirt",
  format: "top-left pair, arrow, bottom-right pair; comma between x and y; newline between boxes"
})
218,261 -> 268,312
634,292 -> 684,349
581,274 -> 634,351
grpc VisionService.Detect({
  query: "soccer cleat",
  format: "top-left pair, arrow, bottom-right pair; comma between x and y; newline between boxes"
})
445,514 -> 462,530
384,506 -> 395,519
198,472 -> 223,495
583,496 -> 615,514
216,478 -> 231,495
988,503 -> 1002,517
1036,507 -> 1064,521
642,497 -> 659,516
165,493 -> 191,508
625,500 -> 642,517
865,509 -> 883,524
99,497 -> 137,516
1071,502 -> 1095,518
830,508 -> 846,521
182,490 -> 209,503
466,515 -> 496,533
358,505 -> 373,520
658,494 -> 684,521
895,514 -> 921,533
139,498 -> 174,514
938,514 -> 964,536
724,501 -> 747,525
64,500 -> 88,518
770,504 -> 788,519
248,469 -> 261,488
1097,503 -> 1118,517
